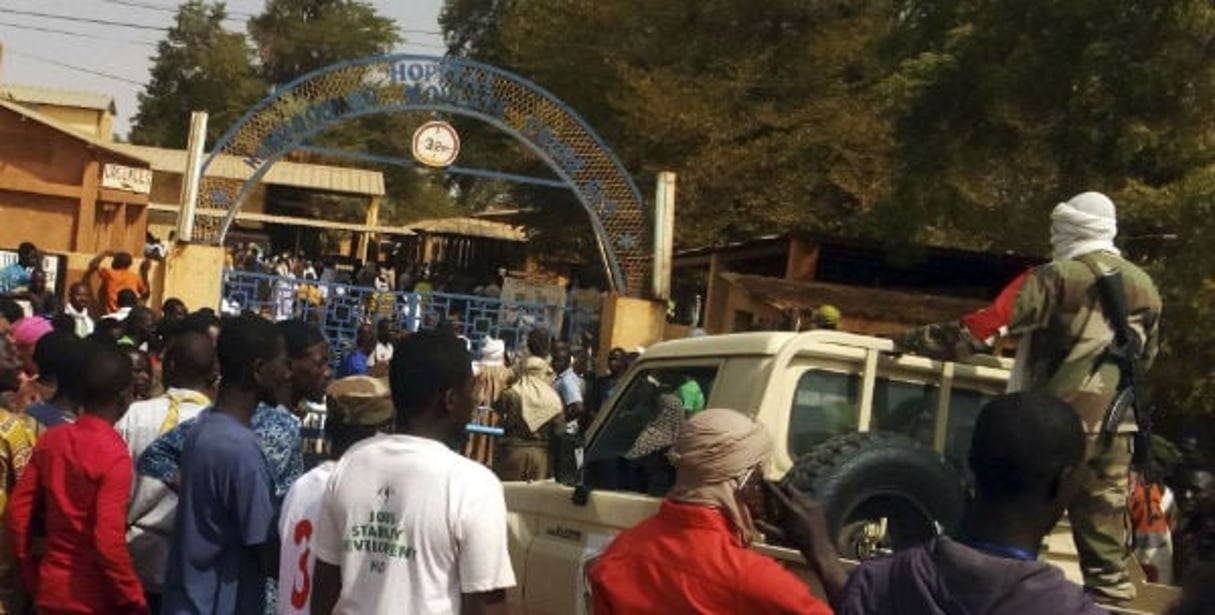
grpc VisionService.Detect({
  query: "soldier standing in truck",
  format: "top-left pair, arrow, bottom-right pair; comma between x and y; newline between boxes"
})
898,191 -> 1161,602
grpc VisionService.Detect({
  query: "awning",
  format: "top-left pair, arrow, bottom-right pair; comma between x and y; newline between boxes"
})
719,272 -> 986,324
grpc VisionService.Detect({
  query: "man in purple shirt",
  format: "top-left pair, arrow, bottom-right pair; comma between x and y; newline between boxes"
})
769,392 -> 1106,614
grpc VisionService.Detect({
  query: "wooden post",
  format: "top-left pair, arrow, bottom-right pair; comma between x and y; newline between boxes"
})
357,195 -> 382,262
75,160 -> 99,252
704,252 -> 721,332
109,201 -> 127,252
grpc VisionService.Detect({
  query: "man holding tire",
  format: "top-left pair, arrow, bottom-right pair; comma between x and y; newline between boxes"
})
897,192 -> 1161,601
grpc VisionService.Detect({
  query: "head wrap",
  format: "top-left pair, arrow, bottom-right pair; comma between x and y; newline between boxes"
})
12,317 -> 52,347
1050,192 -> 1121,261
667,408 -> 772,544
480,337 -> 506,365
515,356 -> 563,432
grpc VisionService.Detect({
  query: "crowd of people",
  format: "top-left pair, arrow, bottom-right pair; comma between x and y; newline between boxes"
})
0,237 -> 630,614
0,189 -> 1207,615
222,243 -> 505,300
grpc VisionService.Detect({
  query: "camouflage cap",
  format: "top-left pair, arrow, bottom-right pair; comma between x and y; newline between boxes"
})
326,375 -> 394,427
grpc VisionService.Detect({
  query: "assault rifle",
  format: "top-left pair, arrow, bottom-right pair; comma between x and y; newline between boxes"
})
1093,269 -> 1151,467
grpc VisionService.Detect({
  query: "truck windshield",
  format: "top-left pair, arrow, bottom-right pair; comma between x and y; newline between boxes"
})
580,365 -> 719,496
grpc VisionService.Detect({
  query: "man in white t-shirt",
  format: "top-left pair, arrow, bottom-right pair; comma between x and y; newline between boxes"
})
117,330 -> 216,608
367,319 -> 395,373
277,375 -> 394,615
311,330 -> 516,615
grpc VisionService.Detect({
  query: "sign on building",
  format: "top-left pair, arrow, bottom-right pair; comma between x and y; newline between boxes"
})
101,163 -> 153,194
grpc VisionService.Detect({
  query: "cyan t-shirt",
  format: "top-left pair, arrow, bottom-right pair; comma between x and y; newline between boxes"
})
0,263 -> 30,294
162,410 -> 277,614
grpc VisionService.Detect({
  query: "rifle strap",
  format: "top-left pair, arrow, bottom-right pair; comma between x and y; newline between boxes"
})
1078,255 -> 1122,377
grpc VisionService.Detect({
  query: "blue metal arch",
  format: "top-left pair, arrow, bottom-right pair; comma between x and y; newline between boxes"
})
200,53 -> 650,296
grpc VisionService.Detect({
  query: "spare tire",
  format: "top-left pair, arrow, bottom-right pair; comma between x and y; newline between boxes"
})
781,432 -> 965,559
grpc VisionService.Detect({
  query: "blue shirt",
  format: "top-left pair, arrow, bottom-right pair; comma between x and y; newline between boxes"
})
137,403 -> 304,499
0,263 -> 30,294
162,411 -> 277,614
24,400 -> 73,429
338,349 -> 369,378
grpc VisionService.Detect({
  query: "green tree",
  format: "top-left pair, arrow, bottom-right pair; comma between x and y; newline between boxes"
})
249,0 -> 400,86
250,1 -> 471,227
440,0 -> 1215,423
878,0 -> 1215,253
442,0 -> 900,248
130,1 -> 264,147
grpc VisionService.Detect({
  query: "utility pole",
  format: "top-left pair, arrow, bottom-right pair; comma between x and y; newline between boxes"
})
652,171 -> 676,300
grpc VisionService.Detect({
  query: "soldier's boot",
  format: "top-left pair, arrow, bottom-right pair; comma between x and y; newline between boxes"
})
1070,434 -> 1136,602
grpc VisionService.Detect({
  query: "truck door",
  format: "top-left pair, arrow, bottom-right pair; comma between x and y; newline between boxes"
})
507,362 -> 721,615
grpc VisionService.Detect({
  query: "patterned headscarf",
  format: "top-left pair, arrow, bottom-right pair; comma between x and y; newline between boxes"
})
667,408 -> 772,544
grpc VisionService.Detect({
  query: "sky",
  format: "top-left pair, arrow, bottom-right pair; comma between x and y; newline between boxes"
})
0,0 -> 447,136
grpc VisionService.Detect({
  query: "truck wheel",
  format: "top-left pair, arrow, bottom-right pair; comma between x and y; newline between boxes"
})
781,432 -> 964,560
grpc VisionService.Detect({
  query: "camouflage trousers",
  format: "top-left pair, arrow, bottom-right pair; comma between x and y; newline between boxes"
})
1070,434 -> 1135,601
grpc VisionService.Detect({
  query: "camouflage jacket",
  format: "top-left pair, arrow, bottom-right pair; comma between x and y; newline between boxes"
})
902,251 -> 1161,432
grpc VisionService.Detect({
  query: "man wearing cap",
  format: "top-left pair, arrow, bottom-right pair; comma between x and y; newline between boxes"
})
277,375 -> 393,615
897,191 -> 1161,601
589,408 -> 837,614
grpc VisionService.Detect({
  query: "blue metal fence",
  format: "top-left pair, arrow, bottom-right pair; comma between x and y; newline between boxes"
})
221,270 -> 598,367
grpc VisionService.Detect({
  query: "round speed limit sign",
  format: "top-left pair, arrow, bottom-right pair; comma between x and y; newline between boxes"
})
411,121 -> 461,168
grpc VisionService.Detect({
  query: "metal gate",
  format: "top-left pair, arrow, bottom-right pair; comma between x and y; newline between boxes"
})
221,270 -> 598,366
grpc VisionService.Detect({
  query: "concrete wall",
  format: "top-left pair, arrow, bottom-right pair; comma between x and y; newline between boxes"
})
599,295 -> 666,360
161,244 -> 223,312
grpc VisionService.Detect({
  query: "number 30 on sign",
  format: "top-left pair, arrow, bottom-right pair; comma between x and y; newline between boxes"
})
411,121 -> 461,168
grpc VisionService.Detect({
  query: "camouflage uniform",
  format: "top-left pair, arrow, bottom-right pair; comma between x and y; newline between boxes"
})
901,250 -> 1161,601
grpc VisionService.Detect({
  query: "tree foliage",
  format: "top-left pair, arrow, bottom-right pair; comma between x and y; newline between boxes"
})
249,0 -> 400,87
130,1 -> 263,148
441,0 -> 1215,419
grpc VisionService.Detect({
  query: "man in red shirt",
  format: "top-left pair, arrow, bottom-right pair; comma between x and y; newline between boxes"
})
6,343 -> 147,614
589,408 -> 838,614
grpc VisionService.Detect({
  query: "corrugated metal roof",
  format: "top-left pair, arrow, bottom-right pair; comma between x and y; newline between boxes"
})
0,84 -> 116,113
719,272 -> 985,323
0,100 -> 149,165
113,144 -> 386,197
408,217 -> 527,241
148,203 -> 414,235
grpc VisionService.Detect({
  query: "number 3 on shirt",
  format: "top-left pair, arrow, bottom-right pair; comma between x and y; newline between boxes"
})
290,519 -> 314,609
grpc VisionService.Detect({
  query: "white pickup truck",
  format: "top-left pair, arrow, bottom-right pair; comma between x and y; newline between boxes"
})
501,331 -> 1177,614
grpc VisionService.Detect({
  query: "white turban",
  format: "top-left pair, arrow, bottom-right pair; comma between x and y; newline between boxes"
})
1050,191 -> 1121,261
479,337 -> 505,364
